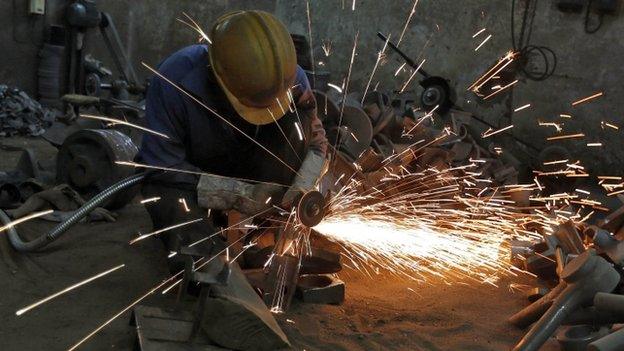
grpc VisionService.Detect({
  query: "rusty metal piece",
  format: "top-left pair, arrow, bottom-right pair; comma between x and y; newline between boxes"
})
509,281 -> 567,328
589,226 -> 624,265
523,241 -> 557,280
357,148 -> 383,173
326,102 -> 373,162
296,274 -> 345,305
597,204 -> 624,233
555,221 -> 585,255
556,325 -> 610,351
509,189 -> 531,208
510,240 -> 534,269
450,142 -> 473,162
362,91 -> 402,139
262,254 -> 300,311
528,287 -> 550,303
325,147 -> 365,190
301,247 -> 342,275
418,147 -> 451,170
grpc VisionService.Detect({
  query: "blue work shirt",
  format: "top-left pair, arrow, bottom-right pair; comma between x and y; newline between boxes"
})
138,45 -> 326,189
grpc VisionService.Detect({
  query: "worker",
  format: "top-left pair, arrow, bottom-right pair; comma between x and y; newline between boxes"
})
137,10 -> 327,270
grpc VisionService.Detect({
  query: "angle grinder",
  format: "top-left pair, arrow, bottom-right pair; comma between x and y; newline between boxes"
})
295,190 -> 326,227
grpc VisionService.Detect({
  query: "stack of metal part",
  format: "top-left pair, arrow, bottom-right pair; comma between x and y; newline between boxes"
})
315,86 -> 521,191
0,85 -> 59,137
510,207 -> 624,351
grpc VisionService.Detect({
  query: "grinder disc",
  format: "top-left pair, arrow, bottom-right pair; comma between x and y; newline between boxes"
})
297,191 -> 326,227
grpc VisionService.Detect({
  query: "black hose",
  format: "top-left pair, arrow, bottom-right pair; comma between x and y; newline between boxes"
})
0,173 -> 145,252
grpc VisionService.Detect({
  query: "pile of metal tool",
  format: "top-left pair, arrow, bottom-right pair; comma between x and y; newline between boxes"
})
510,207 -> 624,350
0,85 -> 60,137
314,83 -> 522,191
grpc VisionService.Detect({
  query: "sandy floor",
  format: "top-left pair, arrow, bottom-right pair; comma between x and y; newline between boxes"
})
0,201 -> 561,351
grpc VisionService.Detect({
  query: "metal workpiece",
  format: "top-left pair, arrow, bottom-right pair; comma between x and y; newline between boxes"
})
556,325 -> 610,351
509,281 -> 566,328
361,91 -> 403,140
527,286 -> 550,303
523,242 -> 558,280
587,226 -> 624,266
262,253 -> 301,312
296,274 -> 345,305
325,103 -> 373,162
588,327 -> 624,351
555,221 -> 586,255
563,293 -> 624,326
594,292 -> 624,317
300,247 -> 342,275
585,226 -> 617,248
56,129 -> 139,209
512,250 -> 620,351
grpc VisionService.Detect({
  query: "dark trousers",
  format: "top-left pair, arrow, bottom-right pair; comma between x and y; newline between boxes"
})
141,182 -> 224,271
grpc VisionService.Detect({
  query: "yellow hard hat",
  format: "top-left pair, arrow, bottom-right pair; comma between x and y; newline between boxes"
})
209,10 -> 297,125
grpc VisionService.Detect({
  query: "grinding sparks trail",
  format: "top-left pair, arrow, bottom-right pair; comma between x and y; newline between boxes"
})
67,272 -> 184,351
129,218 -> 203,245
313,165 -> 547,284
79,114 -> 170,139
0,209 -> 53,234
16,264 -> 125,316
315,217 -> 507,283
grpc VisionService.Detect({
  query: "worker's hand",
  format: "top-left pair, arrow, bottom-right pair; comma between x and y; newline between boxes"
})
197,174 -> 283,215
281,151 -> 326,208
236,183 -> 283,214
197,174 -> 251,211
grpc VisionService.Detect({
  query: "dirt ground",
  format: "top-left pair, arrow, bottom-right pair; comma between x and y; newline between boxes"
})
0,198 -> 560,351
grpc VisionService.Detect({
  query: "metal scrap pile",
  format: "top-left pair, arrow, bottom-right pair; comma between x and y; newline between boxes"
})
509,205 -> 624,350
316,87 -> 521,191
0,85 -> 59,136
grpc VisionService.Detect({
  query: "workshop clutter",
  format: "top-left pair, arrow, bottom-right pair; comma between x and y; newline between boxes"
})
510,207 -> 624,350
316,87 -> 521,191
0,85 -> 60,137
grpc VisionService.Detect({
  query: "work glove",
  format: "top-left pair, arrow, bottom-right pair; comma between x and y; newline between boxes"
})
197,174 -> 283,215
281,151 -> 326,207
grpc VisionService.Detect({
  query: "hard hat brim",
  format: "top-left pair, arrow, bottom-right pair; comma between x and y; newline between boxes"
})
210,61 -> 291,126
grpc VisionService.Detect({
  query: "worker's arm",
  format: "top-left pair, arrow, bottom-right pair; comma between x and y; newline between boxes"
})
138,75 -> 202,190
294,66 -> 328,157
281,67 -> 329,206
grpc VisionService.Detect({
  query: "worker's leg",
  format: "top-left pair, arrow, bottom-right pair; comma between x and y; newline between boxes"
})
141,182 -> 224,271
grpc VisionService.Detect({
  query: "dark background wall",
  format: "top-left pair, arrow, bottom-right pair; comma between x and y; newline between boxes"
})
1,0 -> 623,174
1,0 -> 276,94
277,0 -> 624,175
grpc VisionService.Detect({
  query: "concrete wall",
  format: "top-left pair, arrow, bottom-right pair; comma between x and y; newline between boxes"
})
2,0 -> 623,174
277,0 -> 624,175
0,0 -> 275,94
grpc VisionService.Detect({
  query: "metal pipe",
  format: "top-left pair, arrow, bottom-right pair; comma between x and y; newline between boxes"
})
595,292 -> 624,318
513,285 -> 582,351
509,282 -> 566,328
0,173 -> 145,252
589,327 -> 624,351
512,251 -> 620,351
